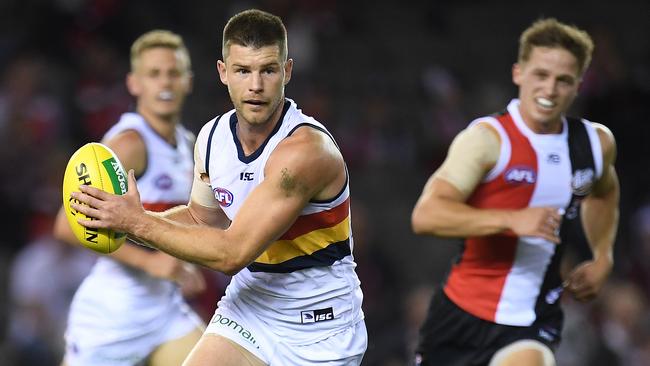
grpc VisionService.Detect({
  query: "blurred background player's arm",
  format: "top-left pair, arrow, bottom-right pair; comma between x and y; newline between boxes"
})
53,130 -> 205,296
565,123 -> 619,302
411,122 -> 562,243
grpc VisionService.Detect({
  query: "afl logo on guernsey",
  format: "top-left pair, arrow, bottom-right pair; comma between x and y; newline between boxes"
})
213,187 -> 234,207
155,174 -> 173,190
505,166 -> 536,184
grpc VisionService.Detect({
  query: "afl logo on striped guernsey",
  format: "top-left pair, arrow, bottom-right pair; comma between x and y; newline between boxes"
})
213,187 -> 234,207
505,166 -> 536,184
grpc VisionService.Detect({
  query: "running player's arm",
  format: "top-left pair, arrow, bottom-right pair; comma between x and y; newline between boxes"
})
72,127 -> 344,275
411,122 -> 562,242
565,123 -> 619,301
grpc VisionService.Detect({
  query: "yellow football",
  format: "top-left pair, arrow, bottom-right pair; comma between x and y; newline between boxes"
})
62,142 -> 128,253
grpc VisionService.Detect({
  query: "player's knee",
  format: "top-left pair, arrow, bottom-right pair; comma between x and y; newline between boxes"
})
489,340 -> 555,366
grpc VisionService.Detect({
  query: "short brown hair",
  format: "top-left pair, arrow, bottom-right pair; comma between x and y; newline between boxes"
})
222,9 -> 287,61
518,18 -> 594,76
130,30 -> 191,72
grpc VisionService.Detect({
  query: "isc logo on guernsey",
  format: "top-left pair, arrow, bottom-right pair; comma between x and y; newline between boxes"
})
213,187 -> 234,207
300,307 -> 334,324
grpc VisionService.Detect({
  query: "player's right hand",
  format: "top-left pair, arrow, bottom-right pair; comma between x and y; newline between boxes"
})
508,207 -> 562,243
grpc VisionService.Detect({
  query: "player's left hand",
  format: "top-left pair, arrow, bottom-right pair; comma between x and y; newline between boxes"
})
71,169 -> 144,233
176,263 -> 207,298
564,257 -> 612,302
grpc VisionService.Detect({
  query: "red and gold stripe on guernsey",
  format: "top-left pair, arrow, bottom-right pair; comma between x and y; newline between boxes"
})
248,198 -> 351,273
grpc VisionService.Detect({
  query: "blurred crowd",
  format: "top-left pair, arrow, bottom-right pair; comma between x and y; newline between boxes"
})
1,0 -> 649,365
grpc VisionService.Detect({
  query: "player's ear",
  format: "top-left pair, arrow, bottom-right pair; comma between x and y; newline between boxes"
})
217,60 -> 228,85
284,58 -> 293,86
512,63 -> 522,86
126,72 -> 141,96
185,71 -> 194,94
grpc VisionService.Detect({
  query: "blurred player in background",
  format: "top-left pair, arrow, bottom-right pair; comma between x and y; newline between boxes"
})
69,9 -> 366,366
411,18 -> 619,366
54,30 -> 206,366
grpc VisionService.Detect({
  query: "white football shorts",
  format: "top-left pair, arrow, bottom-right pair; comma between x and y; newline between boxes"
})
64,301 -> 202,366
205,299 -> 367,365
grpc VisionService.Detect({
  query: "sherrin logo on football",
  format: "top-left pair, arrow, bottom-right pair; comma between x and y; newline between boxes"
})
62,142 -> 128,254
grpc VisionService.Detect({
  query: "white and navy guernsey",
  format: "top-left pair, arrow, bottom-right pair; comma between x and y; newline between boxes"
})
443,99 -> 602,327
196,98 -> 363,342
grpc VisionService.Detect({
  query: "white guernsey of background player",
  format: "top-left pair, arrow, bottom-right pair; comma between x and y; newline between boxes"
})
54,30 -> 206,366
